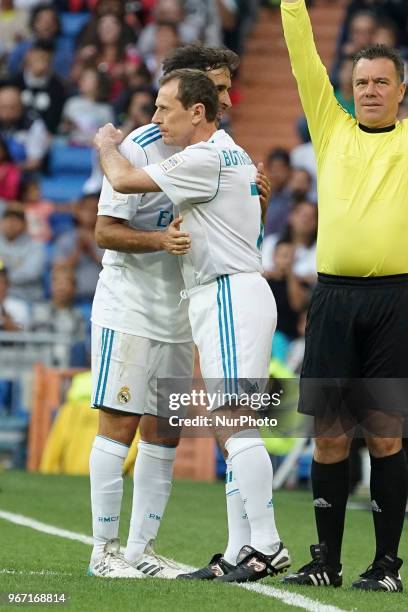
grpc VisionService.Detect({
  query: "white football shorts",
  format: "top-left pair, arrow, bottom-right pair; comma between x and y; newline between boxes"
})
91,324 -> 194,415
187,272 -> 276,409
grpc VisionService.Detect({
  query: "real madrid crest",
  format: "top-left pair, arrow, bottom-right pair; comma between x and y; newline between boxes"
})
117,386 -> 131,404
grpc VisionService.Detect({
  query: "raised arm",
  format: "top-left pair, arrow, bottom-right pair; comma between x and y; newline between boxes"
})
94,124 -> 161,194
281,0 -> 342,153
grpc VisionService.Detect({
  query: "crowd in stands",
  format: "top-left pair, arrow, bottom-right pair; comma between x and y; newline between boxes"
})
0,0 -> 408,416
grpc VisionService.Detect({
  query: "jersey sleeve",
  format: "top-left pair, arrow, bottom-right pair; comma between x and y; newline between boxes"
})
97,136 -> 146,220
143,142 -> 221,206
281,0 -> 345,156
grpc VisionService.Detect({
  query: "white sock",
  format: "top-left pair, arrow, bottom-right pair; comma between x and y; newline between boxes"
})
223,459 -> 251,565
225,429 -> 280,555
125,441 -> 176,563
89,435 -> 129,562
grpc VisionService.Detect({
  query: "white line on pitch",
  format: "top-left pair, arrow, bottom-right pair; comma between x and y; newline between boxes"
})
0,509 -> 348,612
241,583 -> 348,612
0,569 -> 72,577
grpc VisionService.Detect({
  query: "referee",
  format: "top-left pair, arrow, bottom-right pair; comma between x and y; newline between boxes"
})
281,0 -> 408,592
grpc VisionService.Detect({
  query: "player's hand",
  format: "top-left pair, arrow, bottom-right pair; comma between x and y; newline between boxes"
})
94,123 -> 124,150
256,162 -> 271,221
160,216 -> 191,255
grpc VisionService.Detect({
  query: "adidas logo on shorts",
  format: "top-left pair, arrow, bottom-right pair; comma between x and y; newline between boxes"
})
313,498 -> 332,508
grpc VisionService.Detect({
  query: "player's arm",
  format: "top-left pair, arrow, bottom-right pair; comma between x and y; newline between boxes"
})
95,124 -> 161,194
281,0 -> 341,152
95,215 -> 190,255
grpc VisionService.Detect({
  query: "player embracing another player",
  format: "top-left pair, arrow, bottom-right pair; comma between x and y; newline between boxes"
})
94,66 -> 291,583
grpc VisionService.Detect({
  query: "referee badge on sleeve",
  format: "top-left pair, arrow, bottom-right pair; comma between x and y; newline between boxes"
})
160,154 -> 184,173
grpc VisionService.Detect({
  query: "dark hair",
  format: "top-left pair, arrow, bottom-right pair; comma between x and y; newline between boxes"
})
0,135 -> 12,162
275,239 -> 293,249
30,40 -> 55,54
160,69 -> 218,122
280,200 -> 317,247
80,67 -> 111,102
353,44 -> 405,83
162,43 -> 239,76
266,147 -> 291,167
376,17 -> 399,40
30,4 -> 61,37
350,10 -> 376,27
125,86 -> 155,114
3,208 -> 25,222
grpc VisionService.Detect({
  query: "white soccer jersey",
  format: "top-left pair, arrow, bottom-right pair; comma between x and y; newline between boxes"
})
91,123 -> 192,343
144,129 -> 263,290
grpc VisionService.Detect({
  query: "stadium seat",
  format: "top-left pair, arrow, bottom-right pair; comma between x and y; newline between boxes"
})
60,12 -> 90,40
48,144 -> 93,176
40,174 -> 87,203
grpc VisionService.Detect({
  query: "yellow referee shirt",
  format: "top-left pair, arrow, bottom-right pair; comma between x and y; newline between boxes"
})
282,0 -> 408,276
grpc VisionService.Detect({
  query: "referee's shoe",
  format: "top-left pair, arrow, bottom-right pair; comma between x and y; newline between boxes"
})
282,543 -> 342,587
352,555 -> 403,592
215,543 -> 291,583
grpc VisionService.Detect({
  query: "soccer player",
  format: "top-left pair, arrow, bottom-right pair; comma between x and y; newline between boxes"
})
281,0 -> 408,592
94,68 -> 291,583
89,46 -> 272,579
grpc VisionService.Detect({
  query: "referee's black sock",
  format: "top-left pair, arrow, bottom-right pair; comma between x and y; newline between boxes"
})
370,449 -> 408,561
311,458 -> 349,570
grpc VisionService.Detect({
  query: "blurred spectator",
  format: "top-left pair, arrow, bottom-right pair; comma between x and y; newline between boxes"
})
52,193 -> 103,303
288,167 -> 313,203
339,1 -> 408,51
14,1 -> 52,8
262,200 -> 318,283
0,83 -> 49,172
0,1 -> 29,56
8,4 -> 74,79
398,91 -> 408,121
372,16 -> 399,48
76,12 -> 140,101
265,240 -> 309,342
0,263 -> 30,330
60,67 -> 113,146
137,0 -> 222,58
0,135 -> 21,202
0,207 -> 46,301
77,0 -> 136,48
30,265 -> 87,366
13,41 -> 66,134
342,10 -> 377,56
291,118 -> 317,199
263,147 -> 292,237
144,22 -> 181,88
334,54 -> 355,117
332,10 -> 377,86
117,86 -> 155,136
54,0 -> 98,10
19,176 -> 54,242
221,0 -> 259,55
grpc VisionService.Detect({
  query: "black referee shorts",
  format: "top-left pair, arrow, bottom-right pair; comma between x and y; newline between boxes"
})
299,273 -> 408,435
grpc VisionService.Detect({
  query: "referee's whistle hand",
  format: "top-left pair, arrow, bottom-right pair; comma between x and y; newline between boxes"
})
160,216 -> 191,255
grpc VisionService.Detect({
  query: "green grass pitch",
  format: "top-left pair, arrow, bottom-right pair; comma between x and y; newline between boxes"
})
0,471 -> 407,611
